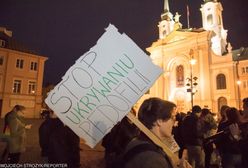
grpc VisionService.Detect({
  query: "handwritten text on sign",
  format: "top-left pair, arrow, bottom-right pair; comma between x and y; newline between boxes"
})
45,24 -> 163,148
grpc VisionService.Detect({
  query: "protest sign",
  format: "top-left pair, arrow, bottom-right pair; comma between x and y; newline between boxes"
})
45,24 -> 163,148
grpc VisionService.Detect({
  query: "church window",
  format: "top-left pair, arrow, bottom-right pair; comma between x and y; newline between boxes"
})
216,73 -> 226,90
207,14 -> 213,25
176,65 -> 184,87
163,30 -> 167,37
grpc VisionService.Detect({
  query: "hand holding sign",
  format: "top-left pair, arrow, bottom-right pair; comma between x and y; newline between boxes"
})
45,24 -> 163,148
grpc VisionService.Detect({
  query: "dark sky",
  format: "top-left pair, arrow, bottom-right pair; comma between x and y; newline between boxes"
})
1,0 -> 247,85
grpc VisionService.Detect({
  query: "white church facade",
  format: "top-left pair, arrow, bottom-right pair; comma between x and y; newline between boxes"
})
138,0 -> 248,114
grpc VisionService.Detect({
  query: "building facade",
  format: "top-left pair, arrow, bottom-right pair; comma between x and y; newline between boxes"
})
0,27 -> 47,118
138,0 -> 248,114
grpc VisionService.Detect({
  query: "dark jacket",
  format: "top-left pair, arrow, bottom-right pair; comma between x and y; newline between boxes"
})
215,121 -> 241,154
124,137 -> 173,168
47,118 -> 80,168
39,118 -> 55,157
181,113 -> 204,146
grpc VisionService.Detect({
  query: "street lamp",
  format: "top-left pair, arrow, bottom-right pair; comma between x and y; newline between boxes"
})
186,49 -> 198,109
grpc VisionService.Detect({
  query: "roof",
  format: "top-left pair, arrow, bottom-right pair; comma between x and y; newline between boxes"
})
0,31 -> 39,55
232,47 -> 248,61
177,27 -> 206,33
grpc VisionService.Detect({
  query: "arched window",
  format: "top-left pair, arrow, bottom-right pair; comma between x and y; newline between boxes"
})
176,65 -> 184,87
216,74 -> 226,89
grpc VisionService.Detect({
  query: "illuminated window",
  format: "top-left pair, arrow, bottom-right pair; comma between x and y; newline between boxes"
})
13,80 -> 21,94
207,14 -> 213,25
16,59 -> 24,69
216,74 -> 226,89
28,81 -> 36,94
30,61 -> 38,71
176,65 -> 184,87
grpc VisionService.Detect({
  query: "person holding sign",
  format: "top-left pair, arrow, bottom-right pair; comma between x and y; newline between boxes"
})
123,97 -> 191,168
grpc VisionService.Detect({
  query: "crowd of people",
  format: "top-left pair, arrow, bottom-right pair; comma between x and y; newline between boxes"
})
0,97 -> 248,168
102,97 -> 248,168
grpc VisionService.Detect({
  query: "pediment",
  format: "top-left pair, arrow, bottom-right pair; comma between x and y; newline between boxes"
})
165,30 -> 203,44
147,28 -> 207,53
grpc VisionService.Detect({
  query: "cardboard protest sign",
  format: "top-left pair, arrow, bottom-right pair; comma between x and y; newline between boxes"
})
45,24 -> 163,148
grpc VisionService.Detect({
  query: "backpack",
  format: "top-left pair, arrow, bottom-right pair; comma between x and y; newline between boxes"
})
109,143 -> 172,168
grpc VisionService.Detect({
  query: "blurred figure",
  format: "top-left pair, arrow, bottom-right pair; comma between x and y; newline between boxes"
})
6,105 -> 32,163
200,108 -> 217,168
172,112 -> 186,159
216,107 -> 242,168
240,97 -> 248,167
39,109 -> 54,163
0,110 -> 12,162
47,116 -> 80,168
229,97 -> 248,168
219,105 -> 230,124
102,108 -> 139,168
181,105 -> 205,168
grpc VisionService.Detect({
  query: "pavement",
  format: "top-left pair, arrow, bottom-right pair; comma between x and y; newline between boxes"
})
0,119 -> 105,168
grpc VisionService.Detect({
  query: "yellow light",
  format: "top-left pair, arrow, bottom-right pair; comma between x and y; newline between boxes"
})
237,80 -> 241,85
189,58 -> 197,65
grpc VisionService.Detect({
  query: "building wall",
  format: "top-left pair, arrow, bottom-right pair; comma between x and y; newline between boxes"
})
133,1 -> 248,117
0,47 -> 47,118
137,30 -> 243,114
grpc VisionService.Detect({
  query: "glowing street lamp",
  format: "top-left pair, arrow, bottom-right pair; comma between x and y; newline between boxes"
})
186,49 -> 198,109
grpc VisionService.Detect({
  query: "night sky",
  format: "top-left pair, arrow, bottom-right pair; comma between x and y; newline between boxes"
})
1,0 -> 247,85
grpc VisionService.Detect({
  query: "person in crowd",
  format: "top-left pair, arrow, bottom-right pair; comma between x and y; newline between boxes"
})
39,109 -> 55,163
181,105 -> 205,168
123,97 -> 191,168
172,112 -> 186,159
0,132 -> 9,163
229,97 -> 248,168
0,110 -> 12,162
47,116 -> 80,168
102,108 -> 139,168
216,107 -> 242,168
218,105 -> 230,124
200,108 -> 217,168
6,105 -> 32,163
240,97 -> 248,167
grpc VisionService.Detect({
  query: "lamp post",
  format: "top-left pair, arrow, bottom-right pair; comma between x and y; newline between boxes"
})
186,49 -> 198,109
